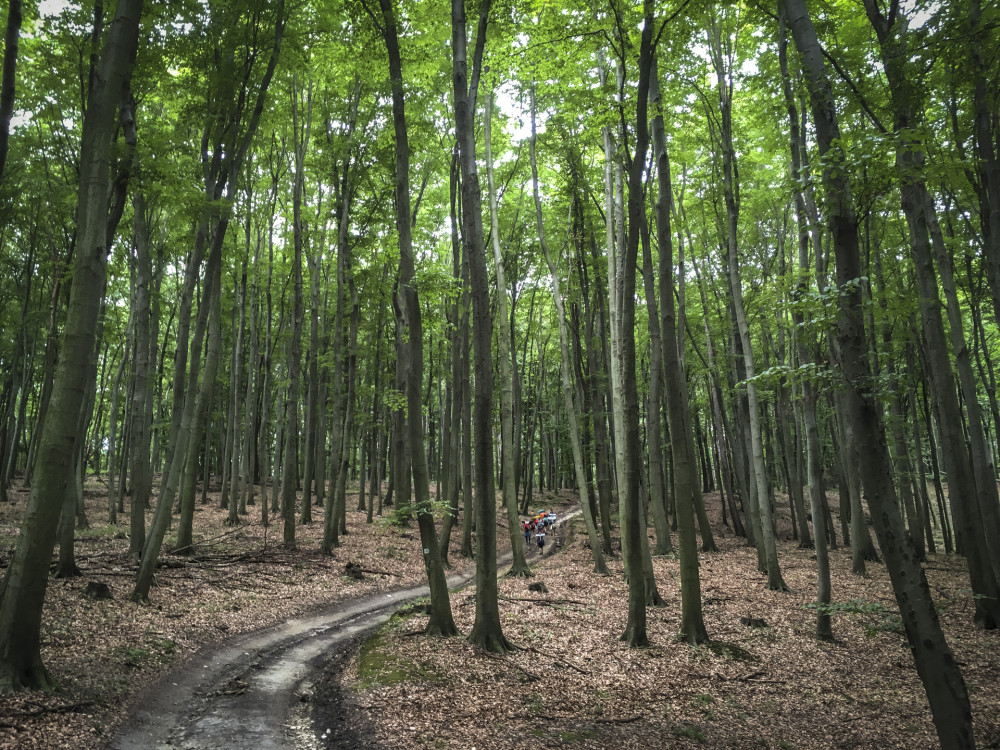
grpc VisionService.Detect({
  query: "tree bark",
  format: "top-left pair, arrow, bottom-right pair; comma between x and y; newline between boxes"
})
778,2 -> 830,639
785,1 -> 975,744
650,52 -> 709,643
375,0 -> 457,637
0,0 -> 143,691
619,0 -> 655,647
452,0 -> 510,652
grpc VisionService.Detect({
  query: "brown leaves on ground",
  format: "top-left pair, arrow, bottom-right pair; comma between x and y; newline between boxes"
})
1,482 -> 998,750
342,493 -> 1000,750
0,478 -> 512,750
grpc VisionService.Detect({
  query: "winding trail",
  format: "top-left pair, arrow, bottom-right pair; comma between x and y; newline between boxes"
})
111,583 -> 436,750
110,512 -> 575,749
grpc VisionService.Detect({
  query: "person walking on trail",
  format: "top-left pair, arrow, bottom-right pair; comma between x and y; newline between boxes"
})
536,527 -> 546,554
523,521 -> 531,546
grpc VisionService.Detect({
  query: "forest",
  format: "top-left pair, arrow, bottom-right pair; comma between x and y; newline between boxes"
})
1,0 -> 999,747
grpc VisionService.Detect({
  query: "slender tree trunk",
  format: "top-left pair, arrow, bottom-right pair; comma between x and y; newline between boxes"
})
709,11 -> 788,591
778,3 -> 830,639
226,259 -> 248,526
618,1 -> 655,647
638,126 -> 674,558
786,3 -> 974,744
378,0 -> 457,637
452,0 -> 510,652
485,91 -> 530,577
650,53 -> 708,643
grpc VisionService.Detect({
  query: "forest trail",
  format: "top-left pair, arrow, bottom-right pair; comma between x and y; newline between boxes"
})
110,584 -> 431,750
110,511 -> 579,749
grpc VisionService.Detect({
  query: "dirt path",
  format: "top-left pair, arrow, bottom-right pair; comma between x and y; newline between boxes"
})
110,583 -> 435,750
110,512 -> 578,750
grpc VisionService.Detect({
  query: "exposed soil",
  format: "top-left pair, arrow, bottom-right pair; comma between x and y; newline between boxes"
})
0,478 -> 574,749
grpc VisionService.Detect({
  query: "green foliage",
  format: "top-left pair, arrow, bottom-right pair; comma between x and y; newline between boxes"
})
355,635 -> 442,689
802,599 -> 905,638
111,638 -> 177,667
672,722 -> 706,743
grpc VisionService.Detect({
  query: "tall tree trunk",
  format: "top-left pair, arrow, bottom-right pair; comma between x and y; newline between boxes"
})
530,84 -> 608,576
485,91 -> 530,577
709,11 -> 788,591
452,0 -> 511,653
128,182 -> 154,558
618,0 -> 655,647
281,77 -> 307,551
438,158 -> 463,561
0,0 -> 21,183
650,52 -> 708,643
638,128 -> 674,558
377,0 -> 457,638
785,2 -> 974,744
0,0 -> 143,691
777,2 -> 830,639
226,257 -> 248,526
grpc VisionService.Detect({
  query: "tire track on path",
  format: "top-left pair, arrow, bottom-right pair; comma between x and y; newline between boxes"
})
110,509 -> 579,750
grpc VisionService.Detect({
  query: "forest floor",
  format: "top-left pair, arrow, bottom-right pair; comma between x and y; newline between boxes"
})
0,479 -> 998,749
0,477 -> 560,749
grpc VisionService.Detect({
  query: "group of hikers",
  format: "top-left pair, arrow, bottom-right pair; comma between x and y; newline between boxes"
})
522,510 -> 557,554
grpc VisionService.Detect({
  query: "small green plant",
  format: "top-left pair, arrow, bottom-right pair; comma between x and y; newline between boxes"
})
114,637 -> 177,667
802,599 -> 904,637
558,729 -> 596,743
672,723 -> 705,743
380,545 -> 405,560
526,692 -> 545,714
114,646 -> 152,667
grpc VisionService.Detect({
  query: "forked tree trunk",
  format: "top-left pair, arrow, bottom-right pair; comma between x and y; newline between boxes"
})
619,1 -> 654,647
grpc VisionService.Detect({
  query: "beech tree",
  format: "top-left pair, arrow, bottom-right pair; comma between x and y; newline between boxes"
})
0,0 -> 144,690
3,9 -> 1000,743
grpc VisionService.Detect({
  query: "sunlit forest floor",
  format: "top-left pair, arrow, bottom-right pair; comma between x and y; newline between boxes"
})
338,493 -> 1000,750
0,479 -> 997,749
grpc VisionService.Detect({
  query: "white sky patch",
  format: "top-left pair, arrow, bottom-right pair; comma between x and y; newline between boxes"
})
39,0 -> 73,18
902,0 -> 941,28
494,80 -> 545,145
